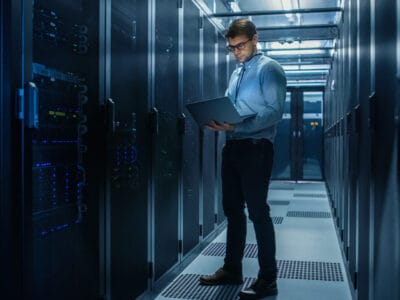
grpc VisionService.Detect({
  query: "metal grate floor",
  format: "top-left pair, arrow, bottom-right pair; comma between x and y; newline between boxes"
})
269,186 -> 295,190
201,242 -> 258,258
287,211 -> 331,218
155,182 -> 352,300
161,274 -> 255,300
293,193 -> 326,198
277,260 -> 343,281
161,261 -> 343,300
272,216 -> 284,224
268,200 -> 291,205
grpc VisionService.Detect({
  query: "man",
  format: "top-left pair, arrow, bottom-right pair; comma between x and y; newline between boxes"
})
199,19 -> 287,299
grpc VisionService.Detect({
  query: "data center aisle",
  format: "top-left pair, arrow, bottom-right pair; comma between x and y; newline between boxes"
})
155,181 -> 353,300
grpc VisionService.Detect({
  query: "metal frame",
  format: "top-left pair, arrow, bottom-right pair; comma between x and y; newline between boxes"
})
397,0 -> 400,78
211,7 -> 343,18
98,0 -> 110,297
263,47 -> 334,52
148,0 -> 156,290
257,24 -> 339,31
178,0 -> 184,265
369,0 -> 375,298
198,10 -> 204,242
213,27 -> 218,231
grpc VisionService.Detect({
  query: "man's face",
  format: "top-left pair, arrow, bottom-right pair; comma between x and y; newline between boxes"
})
227,34 -> 258,63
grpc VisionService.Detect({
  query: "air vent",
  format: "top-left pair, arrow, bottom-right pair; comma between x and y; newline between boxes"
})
272,216 -> 284,224
247,216 -> 283,224
293,193 -> 326,198
161,261 -> 343,298
201,242 -> 258,258
287,211 -> 331,218
268,200 -> 290,205
277,260 -> 343,281
161,273 -> 255,299
269,186 -> 295,190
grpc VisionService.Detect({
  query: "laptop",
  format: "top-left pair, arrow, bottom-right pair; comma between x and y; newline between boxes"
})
185,96 -> 256,127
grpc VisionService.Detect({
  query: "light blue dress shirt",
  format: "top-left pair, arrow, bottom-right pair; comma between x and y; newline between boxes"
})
225,53 -> 287,143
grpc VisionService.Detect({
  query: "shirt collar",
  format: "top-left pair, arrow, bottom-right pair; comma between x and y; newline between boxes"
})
240,52 -> 262,69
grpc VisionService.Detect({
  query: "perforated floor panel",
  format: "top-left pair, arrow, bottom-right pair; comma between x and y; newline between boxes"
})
161,260 -> 343,300
287,211 -> 331,218
269,186 -> 295,190
277,260 -> 343,281
293,193 -> 326,198
155,182 -> 352,300
268,200 -> 291,205
161,274 -> 256,300
201,242 -> 258,258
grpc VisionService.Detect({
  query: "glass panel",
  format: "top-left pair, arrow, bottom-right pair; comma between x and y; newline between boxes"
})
272,92 -> 291,179
302,91 -> 323,179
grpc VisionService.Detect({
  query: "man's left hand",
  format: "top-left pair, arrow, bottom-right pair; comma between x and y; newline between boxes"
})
204,120 -> 235,131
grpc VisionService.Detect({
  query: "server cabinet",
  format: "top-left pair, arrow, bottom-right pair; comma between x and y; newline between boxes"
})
347,0 -> 359,288
201,17 -> 217,238
274,88 -> 323,181
20,0 -> 100,298
355,2 -> 372,298
216,34 -> 227,225
1,1 -> 21,298
108,0 -> 149,298
272,91 -> 291,180
372,0 -> 399,299
182,0 -> 201,256
153,0 -> 180,280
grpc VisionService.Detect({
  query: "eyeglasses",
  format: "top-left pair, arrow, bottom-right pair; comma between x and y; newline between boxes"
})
226,38 -> 252,52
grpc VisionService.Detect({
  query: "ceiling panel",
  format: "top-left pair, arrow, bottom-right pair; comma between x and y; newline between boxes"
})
210,0 -> 342,87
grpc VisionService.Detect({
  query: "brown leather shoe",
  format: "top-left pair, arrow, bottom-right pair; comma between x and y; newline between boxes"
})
199,268 -> 243,285
239,278 -> 278,299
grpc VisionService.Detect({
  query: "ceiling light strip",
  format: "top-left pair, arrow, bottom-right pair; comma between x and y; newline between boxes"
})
211,7 -> 343,18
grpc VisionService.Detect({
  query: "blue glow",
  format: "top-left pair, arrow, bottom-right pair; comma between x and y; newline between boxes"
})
40,223 -> 70,237
34,162 -> 52,167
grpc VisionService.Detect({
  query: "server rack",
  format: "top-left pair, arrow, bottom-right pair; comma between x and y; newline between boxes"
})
216,33 -> 228,225
5,0 -> 231,298
152,0 -> 180,281
1,1 -> 22,298
324,1 -> 400,299
19,0 -> 101,298
201,16 -> 218,239
182,0 -> 201,256
107,0 -> 150,298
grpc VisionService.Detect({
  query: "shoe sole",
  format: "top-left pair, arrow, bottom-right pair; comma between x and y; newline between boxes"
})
239,289 -> 278,299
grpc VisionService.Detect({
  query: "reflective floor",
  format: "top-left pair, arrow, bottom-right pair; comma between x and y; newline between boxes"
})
154,181 -> 352,300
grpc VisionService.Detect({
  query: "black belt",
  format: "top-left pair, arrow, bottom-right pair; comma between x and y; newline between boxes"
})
226,138 -> 271,146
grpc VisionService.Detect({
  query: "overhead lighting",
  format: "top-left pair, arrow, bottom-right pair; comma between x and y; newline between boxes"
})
267,49 -> 326,56
282,64 -> 331,71
282,65 -> 300,71
229,1 -> 241,13
268,40 -> 324,49
280,0 -> 298,23
301,64 -> 330,70
285,70 -> 329,74
287,79 -> 327,87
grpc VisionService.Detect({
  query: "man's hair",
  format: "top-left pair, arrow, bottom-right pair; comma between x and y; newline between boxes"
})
225,18 -> 257,39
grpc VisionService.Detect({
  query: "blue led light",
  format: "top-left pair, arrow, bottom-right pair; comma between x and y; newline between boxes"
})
34,162 -> 52,167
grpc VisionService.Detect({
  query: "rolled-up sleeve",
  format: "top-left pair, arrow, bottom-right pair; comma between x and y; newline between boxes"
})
233,62 -> 287,134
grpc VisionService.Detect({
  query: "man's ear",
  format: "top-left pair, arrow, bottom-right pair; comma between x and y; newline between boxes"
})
252,34 -> 258,45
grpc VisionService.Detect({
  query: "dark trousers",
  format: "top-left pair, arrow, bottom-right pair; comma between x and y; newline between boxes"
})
221,138 -> 277,283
